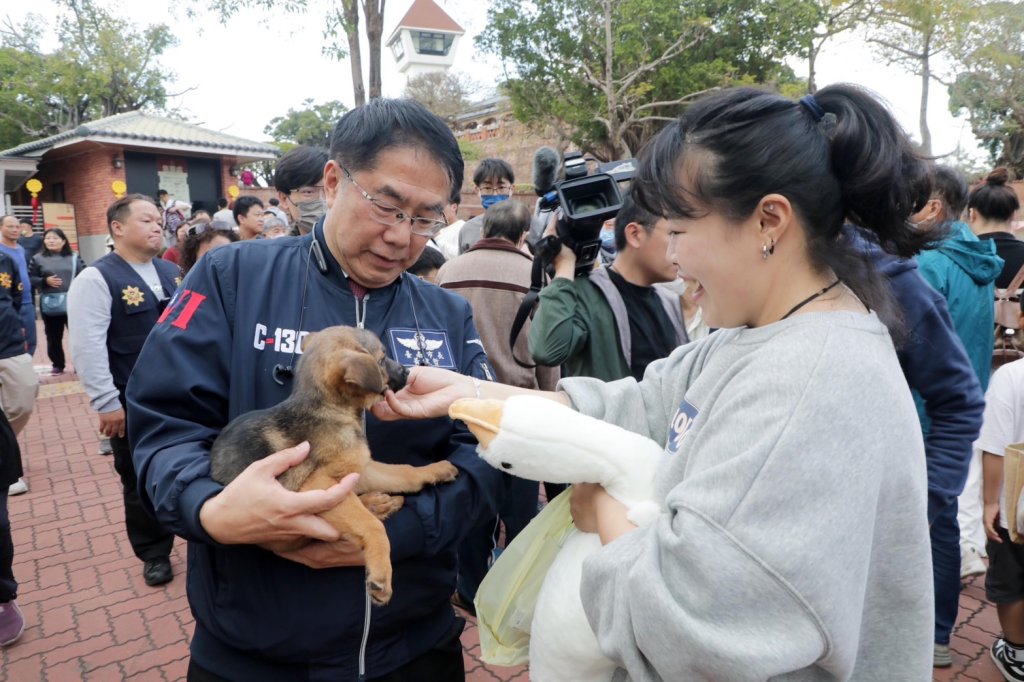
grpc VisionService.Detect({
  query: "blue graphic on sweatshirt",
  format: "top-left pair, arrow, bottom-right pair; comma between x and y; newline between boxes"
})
666,399 -> 699,456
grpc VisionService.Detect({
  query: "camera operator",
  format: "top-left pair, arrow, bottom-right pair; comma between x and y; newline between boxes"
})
528,194 -> 687,382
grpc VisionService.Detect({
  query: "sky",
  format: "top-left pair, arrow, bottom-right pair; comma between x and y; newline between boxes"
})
6,0 -> 985,163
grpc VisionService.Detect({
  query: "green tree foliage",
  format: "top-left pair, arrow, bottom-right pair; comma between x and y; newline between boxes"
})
0,1 -> 175,150
402,72 -> 477,123
264,99 -> 349,147
948,1 -> 1024,177
477,0 -> 817,160
865,0 -> 977,155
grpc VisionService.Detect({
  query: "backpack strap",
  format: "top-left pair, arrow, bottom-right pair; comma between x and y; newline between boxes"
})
1000,262 -> 1024,299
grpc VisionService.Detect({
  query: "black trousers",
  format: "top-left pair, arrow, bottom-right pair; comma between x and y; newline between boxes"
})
0,488 -> 15,603
186,618 -> 466,682
110,434 -> 174,562
41,313 -> 68,370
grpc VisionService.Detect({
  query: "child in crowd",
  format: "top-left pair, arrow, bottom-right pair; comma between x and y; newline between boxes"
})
981,298 -> 1024,681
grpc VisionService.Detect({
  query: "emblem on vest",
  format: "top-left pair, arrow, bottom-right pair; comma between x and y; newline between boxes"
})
387,328 -> 456,369
0,272 -> 10,289
666,398 -> 699,456
122,286 -> 145,306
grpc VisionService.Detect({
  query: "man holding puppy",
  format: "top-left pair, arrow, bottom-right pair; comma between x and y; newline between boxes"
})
127,99 -> 503,681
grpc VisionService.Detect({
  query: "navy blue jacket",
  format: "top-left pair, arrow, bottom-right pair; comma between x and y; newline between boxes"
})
92,252 -> 179,397
126,228 -> 503,680
0,251 -> 24,360
849,227 -> 983,522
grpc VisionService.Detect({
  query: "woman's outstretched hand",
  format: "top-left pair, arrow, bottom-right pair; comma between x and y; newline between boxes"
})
372,366 -> 475,421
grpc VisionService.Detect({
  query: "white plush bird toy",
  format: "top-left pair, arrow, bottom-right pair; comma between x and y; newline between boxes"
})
449,395 -> 665,682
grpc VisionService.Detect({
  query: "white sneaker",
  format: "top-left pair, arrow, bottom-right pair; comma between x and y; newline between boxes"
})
962,544 -> 987,578
7,479 -> 27,496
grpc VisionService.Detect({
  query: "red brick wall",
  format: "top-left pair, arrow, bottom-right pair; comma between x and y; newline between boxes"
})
34,145 -> 127,239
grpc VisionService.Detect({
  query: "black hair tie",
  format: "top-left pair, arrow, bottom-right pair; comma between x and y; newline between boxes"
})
799,95 -> 826,123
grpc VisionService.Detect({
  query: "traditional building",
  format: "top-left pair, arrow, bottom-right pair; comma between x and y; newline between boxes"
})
0,111 -> 277,262
386,0 -> 464,82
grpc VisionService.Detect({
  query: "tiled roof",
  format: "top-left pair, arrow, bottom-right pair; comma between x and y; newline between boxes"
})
387,0 -> 464,45
0,111 -> 280,158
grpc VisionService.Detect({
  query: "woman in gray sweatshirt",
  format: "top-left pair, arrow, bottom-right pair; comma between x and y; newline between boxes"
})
29,228 -> 85,375
376,84 -> 935,680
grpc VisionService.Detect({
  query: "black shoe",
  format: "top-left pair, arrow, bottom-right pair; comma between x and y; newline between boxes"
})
993,638 -> 1024,681
142,558 -> 173,587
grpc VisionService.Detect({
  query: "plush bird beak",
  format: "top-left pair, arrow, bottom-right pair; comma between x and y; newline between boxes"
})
449,398 -> 505,449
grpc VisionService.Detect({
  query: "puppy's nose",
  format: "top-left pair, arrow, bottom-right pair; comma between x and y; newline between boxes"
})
385,359 -> 409,392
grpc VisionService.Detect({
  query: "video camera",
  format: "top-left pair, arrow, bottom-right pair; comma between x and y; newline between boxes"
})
532,149 -> 635,278
509,149 -> 638,369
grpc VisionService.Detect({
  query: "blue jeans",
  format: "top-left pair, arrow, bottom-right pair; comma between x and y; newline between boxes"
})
19,303 -> 36,357
932,500 -> 961,645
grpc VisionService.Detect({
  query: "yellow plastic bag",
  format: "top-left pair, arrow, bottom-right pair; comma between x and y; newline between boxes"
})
474,488 -> 576,666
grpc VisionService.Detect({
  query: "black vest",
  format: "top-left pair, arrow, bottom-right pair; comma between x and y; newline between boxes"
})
92,253 -> 179,397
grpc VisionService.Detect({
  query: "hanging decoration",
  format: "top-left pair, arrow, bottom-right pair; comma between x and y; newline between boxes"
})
112,180 -> 127,198
25,178 -> 42,224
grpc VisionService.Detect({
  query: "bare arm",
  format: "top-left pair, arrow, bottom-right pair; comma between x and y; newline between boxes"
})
983,451 -> 1004,542
371,365 -> 569,421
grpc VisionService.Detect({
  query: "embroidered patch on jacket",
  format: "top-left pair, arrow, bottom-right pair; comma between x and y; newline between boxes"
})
388,328 -> 456,368
122,286 -> 145,306
666,399 -> 699,456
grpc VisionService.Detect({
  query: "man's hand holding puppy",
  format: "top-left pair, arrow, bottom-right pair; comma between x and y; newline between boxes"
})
200,441 -> 362,554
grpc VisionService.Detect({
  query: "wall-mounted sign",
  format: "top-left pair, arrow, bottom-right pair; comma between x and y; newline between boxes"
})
158,164 -> 190,203
42,203 -> 78,250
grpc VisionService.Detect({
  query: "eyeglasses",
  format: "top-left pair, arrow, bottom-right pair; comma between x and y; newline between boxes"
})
478,183 -> 513,195
341,167 -> 448,237
289,185 -> 324,201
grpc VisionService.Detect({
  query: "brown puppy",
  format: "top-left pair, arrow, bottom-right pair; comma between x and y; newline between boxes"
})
210,325 -> 458,605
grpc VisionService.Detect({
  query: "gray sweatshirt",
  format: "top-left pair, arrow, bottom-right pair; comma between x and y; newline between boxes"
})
561,311 -> 932,681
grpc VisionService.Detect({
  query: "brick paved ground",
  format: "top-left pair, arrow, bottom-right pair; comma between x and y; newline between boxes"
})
0,322 -> 1009,680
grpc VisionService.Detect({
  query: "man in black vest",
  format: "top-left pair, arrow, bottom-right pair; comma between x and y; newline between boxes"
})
68,195 -> 177,587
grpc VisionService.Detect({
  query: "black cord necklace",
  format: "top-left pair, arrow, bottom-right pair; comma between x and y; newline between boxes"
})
780,280 -> 842,320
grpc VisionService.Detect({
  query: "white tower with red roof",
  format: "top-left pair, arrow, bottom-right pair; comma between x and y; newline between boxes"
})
386,0 -> 465,81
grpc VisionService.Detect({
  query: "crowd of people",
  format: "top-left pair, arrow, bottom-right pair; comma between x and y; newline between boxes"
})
0,87 -> 1022,681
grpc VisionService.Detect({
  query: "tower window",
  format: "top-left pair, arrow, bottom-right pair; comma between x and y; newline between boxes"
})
416,31 -> 452,56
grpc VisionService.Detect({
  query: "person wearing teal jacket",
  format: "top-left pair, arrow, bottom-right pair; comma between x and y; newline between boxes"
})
916,219 -> 1002,391
913,164 -> 1003,668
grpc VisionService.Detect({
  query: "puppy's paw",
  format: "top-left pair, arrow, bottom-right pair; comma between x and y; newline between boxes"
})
359,492 -> 405,520
367,577 -> 393,606
424,460 -> 459,484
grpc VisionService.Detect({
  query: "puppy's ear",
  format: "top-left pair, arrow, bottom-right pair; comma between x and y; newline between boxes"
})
300,331 -> 318,354
335,351 -> 387,394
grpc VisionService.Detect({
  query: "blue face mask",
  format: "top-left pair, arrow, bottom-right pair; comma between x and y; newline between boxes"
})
600,230 -> 616,250
480,194 -> 509,210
